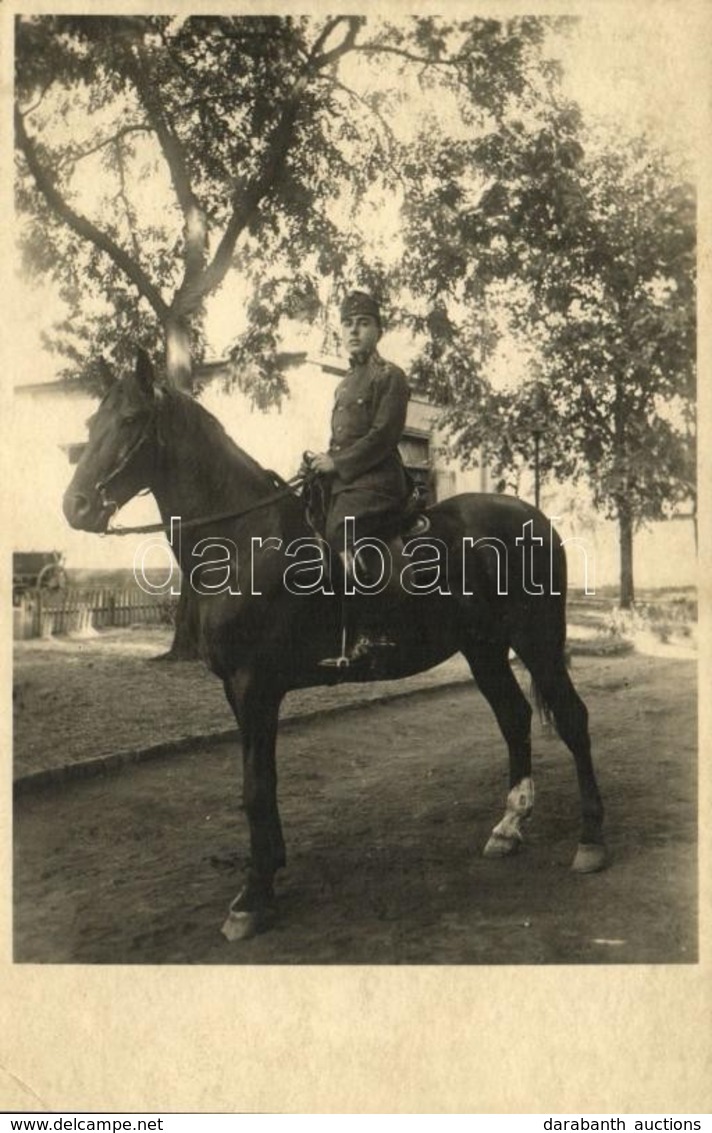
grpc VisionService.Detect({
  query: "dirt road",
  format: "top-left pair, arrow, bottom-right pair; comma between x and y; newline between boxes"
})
14,654 -> 696,964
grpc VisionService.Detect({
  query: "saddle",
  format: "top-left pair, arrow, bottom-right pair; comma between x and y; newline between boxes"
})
400,482 -> 432,538
300,462 -> 431,543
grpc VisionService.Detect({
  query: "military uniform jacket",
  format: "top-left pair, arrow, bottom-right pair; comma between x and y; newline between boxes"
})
328,351 -> 410,501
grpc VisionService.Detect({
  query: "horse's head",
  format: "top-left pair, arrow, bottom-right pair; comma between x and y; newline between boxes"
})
63,350 -> 164,533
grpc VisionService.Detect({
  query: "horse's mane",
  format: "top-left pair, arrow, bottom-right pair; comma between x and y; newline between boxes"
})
163,386 -> 277,491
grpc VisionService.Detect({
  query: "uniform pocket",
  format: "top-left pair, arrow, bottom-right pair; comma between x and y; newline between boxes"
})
346,396 -> 370,430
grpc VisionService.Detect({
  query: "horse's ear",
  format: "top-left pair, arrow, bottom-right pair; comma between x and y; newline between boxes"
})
135,349 -> 156,396
96,357 -> 117,396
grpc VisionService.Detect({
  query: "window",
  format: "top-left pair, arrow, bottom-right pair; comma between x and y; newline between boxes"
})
399,430 -> 434,503
435,470 -> 456,502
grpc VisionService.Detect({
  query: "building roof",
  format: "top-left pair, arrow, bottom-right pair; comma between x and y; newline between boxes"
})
14,351 -> 310,397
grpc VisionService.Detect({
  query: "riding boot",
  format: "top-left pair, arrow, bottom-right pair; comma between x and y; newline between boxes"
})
318,551 -> 357,668
318,545 -> 398,668
341,538 -> 407,663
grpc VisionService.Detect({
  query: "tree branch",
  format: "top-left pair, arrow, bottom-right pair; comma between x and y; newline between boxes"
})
576,383 -> 616,440
310,17 -> 363,70
123,44 -> 198,221
193,17 -> 368,302
323,76 -> 398,167
123,40 -> 208,291
196,73 -> 310,299
353,43 -> 477,68
19,81 -> 54,118
113,139 -> 143,269
15,106 -> 169,319
57,123 -> 153,172
308,16 -> 351,61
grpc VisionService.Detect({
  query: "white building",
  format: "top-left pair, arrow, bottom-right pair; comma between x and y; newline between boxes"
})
11,351 -> 488,577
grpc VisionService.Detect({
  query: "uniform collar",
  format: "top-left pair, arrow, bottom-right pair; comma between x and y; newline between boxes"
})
348,348 -> 381,370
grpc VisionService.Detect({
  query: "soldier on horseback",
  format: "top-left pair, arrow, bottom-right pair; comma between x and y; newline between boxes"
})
306,290 -> 412,665
63,347 -> 608,940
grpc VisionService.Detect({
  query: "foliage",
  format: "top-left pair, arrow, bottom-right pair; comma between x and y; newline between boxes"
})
15,14 -> 564,394
399,112 -> 696,527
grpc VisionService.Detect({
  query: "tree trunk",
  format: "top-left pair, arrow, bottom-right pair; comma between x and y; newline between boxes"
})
165,314 -> 194,393
154,585 -> 200,662
618,505 -> 635,609
159,316 -> 199,657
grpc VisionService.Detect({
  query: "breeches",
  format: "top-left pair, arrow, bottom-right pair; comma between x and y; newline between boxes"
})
324,488 -> 404,553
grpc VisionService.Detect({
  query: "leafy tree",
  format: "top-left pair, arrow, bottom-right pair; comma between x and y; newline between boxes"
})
15,14 -> 558,395
532,140 -> 694,606
398,115 -> 695,607
16,14 -> 568,655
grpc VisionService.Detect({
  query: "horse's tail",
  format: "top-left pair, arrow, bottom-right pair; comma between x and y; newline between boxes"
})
527,516 -> 573,726
528,641 -> 571,726
529,676 -> 554,727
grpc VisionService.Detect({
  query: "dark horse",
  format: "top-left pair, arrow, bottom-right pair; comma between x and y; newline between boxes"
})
63,352 -> 606,940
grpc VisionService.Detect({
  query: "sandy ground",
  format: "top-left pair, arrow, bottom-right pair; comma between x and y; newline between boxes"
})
13,627 -> 480,780
12,616 -> 648,782
14,651 -> 697,965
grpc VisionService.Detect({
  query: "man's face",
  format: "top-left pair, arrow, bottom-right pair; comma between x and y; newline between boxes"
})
341,314 -> 380,359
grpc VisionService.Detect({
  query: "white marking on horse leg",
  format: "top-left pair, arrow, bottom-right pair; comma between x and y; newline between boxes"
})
483,777 -> 535,857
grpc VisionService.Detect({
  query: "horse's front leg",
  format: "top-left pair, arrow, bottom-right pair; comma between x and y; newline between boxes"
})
221,671 -> 285,941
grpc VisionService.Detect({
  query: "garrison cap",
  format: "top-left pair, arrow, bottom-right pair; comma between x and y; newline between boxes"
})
340,291 -> 382,326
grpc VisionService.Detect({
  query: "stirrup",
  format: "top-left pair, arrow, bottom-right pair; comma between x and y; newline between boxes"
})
345,633 -> 397,664
318,630 -> 396,669
319,654 -> 352,670
318,625 -> 352,669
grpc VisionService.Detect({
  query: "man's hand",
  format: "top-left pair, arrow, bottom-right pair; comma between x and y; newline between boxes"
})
311,452 -> 337,475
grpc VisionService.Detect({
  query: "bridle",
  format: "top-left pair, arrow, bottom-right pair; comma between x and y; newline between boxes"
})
90,404 -> 305,537
102,478 -> 305,537
95,410 -> 158,518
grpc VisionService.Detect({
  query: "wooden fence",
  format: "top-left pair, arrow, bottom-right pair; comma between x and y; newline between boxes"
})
13,586 -> 177,640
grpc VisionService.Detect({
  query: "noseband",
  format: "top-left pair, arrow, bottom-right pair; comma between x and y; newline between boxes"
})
95,411 -> 157,514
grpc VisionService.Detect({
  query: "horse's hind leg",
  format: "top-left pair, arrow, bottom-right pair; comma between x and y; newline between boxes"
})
513,636 -> 606,873
221,670 -> 286,940
463,642 -> 535,858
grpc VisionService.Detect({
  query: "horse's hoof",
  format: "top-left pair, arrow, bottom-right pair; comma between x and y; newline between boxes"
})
483,832 -> 522,858
572,842 -> 608,874
221,905 -> 275,942
221,909 -> 261,941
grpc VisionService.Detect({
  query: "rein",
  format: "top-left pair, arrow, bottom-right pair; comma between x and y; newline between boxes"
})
90,389 -> 306,538
102,476 -> 304,537
95,417 -> 155,497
